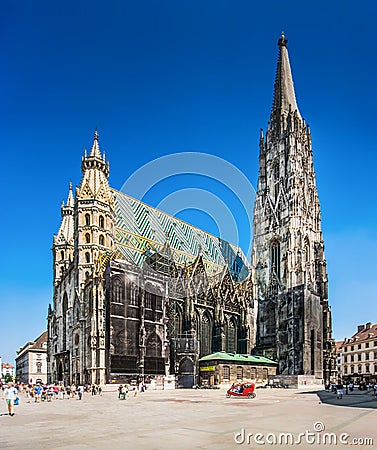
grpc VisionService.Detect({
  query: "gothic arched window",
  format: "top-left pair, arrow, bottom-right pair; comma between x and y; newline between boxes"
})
85,252 -> 90,263
85,214 -> 90,226
85,233 -> 91,243
60,250 -> 64,260
99,215 -> 104,228
271,241 -> 281,280
226,317 -> 237,353
99,235 -> 105,246
200,313 -> 212,357
145,333 -> 162,357
112,278 -> 124,304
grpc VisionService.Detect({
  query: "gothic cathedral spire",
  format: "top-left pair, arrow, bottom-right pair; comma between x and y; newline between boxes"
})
252,35 -> 335,382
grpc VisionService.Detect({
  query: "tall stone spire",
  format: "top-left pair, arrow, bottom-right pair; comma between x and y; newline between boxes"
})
272,33 -> 301,119
252,35 -> 335,382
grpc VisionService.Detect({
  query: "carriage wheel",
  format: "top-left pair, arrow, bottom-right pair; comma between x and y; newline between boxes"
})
248,393 -> 256,399
226,393 -> 231,398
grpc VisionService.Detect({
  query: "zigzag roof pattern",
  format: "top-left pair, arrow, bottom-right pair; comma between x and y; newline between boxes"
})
112,188 -> 250,282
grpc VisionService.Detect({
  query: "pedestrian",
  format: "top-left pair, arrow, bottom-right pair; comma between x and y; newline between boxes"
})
59,385 -> 65,400
34,384 -> 43,403
2,382 -> 18,416
77,385 -> 84,400
98,386 -> 102,396
336,381 -> 344,399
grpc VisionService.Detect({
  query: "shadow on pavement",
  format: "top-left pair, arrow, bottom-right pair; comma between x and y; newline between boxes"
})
299,389 -> 377,409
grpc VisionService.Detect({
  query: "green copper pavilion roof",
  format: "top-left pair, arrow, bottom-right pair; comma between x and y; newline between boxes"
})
199,351 -> 277,365
112,189 -> 249,281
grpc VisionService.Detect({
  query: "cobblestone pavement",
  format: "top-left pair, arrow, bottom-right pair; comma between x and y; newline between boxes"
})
1,387 -> 376,449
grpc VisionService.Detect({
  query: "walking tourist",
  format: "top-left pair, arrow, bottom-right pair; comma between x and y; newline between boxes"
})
77,385 -> 84,400
336,381 -> 344,399
2,382 -> 18,416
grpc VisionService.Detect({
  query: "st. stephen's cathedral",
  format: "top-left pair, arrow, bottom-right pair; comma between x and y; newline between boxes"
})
47,35 -> 336,386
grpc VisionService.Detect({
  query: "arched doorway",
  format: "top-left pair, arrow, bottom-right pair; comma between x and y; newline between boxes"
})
179,357 -> 195,388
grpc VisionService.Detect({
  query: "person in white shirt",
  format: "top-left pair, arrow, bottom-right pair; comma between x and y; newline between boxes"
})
2,382 -> 18,416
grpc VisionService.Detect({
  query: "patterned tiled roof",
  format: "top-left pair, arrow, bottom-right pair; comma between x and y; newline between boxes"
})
112,189 -> 250,282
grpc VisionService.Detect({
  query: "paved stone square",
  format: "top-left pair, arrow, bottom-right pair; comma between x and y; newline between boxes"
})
1,387 -> 376,449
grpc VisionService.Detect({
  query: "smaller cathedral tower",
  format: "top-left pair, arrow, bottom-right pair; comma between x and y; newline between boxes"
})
75,131 -> 115,287
53,183 -> 74,286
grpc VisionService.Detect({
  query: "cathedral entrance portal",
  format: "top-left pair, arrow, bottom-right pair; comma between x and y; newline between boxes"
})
178,357 -> 195,388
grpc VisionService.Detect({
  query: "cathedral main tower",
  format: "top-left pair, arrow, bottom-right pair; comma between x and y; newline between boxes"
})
252,34 -> 335,380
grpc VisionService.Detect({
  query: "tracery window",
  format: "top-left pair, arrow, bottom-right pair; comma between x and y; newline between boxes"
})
226,317 -> 237,353
99,215 -> 104,228
200,313 -> 212,357
85,214 -> 90,226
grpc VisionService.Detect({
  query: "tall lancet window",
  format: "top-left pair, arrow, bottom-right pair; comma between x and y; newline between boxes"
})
273,162 -> 280,200
271,241 -> 281,280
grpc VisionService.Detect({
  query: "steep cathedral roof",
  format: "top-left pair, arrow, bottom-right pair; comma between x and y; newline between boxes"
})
272,33 -> 301,118
112,189 -> 250,282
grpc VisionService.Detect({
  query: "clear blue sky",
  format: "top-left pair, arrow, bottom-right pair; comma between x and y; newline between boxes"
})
1,0 -> 376,364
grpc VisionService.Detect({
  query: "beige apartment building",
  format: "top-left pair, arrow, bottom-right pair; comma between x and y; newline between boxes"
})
16,331 -> 48,384
341,323 -> 377,382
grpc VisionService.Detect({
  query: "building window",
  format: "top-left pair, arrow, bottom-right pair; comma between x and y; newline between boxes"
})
85,252 -> 90,263
374,341 -> 377,347
375,352 -> 377,359
85,233 -> 91,243
99,215 -> 104,228
60,250 -> 64,260
344,367 -> 348,374
358,364 -> 362,373
350,355 -> 354,362
374,365 -> 377,374
271,241 -> 280,280
145,292 -> 153,309
222,366 -> 230,380
99,235 -> 104,246
366,353 -> 370,360
351,345 -> 354,351
350,365 -> 354,373
366,364 -> 370,373
365,342 -> 369,348
36,362 -> 42,373
358,344 -> 361,350
85,214 -> 90,226
237,366 -> 243,380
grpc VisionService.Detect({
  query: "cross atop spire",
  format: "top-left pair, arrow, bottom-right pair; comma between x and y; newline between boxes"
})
66,181 -> 74,207
90,129 -> 102,158
272,33 -> 301,118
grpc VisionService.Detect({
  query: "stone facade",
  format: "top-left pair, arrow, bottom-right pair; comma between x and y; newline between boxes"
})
16,331 -> 48,384
251,34 -> 335,381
